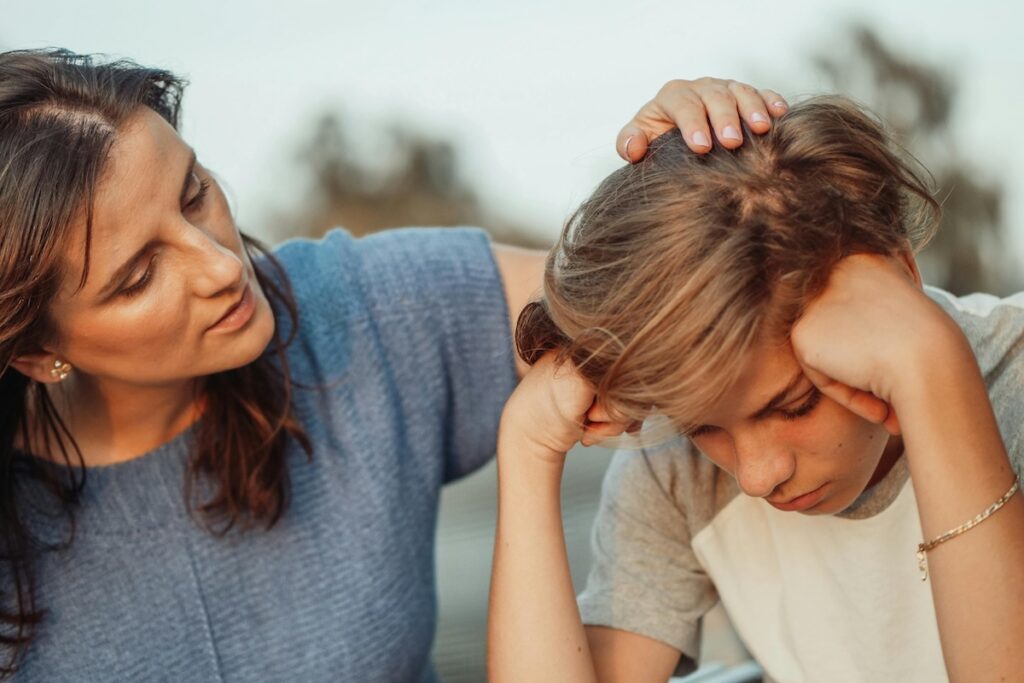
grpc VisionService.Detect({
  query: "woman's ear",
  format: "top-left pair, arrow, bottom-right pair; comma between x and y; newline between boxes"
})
10,351 -> 71,384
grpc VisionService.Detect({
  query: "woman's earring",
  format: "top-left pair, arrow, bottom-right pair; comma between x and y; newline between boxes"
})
49,359 -> 72,381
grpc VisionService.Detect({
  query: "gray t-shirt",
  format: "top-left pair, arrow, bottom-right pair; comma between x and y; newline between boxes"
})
14,228 -> 517,681
578,287 -> 1024,683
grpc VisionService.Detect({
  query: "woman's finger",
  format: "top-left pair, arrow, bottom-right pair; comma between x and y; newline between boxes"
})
759,88 -> 789,117
694,83 -> 744,149
727,80 -> 772,134
652,81 -> 715,153
617,96 -> 711,161
616,122 -> 651,163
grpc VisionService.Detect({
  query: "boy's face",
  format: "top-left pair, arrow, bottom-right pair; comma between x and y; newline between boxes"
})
685,340 -> 901,514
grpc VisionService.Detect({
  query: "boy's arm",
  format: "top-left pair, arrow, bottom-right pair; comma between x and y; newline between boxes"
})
793,255 -> 1024,681
488,354 -> 711,680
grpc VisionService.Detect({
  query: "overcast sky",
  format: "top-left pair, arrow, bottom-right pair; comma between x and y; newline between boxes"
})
6,0 -> 1024,260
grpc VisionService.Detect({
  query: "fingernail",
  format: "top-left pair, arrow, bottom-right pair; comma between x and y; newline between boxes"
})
751,112 -> 769,124
623,135 -> 635,159
722,125 -> 742,142
773,101 -> 788,110
691,131 -> 711,148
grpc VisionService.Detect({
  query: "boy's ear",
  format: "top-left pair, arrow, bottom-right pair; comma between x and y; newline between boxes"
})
10,351 -> 70,384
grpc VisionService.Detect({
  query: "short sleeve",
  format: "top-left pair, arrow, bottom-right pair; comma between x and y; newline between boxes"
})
357,227 -> 517,480
926,288 -> 1024,477
577,447 -> 719,664
272,227 -> 517,482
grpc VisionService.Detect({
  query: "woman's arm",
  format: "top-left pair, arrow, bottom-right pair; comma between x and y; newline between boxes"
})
492,243 -> 546,378
487,354 -> 681,682
792,254 -> 1024,681
494,78 -> 787,378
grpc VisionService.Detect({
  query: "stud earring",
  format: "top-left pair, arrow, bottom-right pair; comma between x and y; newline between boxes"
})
49,359 -> 72,381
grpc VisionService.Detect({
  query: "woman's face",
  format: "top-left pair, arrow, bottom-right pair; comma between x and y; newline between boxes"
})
44,106 -> 275,388
685,340 -> 899,515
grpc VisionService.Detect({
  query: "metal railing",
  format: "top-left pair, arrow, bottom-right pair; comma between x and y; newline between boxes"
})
673,661 -> 764,683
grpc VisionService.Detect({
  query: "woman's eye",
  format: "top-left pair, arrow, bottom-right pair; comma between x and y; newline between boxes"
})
120,257 -> 157,299
779,387 -> 823,420
185,175 -> 210,211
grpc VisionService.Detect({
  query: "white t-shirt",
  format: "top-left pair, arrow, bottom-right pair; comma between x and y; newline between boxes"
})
577,287 -> 1024,683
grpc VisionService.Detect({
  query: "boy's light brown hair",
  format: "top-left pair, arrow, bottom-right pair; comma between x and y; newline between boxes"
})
516,96 -> 940,432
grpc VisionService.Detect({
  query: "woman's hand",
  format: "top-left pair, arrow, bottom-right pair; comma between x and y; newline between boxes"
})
499,352 -> 633,464
790,253 -> 965,435
618,77 -> 788,161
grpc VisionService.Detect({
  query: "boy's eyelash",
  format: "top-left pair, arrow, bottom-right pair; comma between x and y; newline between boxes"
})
685,387 -> 823,438
688,425 -> 715,438
779,387 -> 823,420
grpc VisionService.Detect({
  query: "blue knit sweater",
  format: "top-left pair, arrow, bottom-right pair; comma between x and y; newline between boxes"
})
16,228 -> 517,682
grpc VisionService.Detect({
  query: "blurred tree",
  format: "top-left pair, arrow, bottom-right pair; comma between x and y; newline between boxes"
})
278,112 -> 546,248
814,24 -> 1020,296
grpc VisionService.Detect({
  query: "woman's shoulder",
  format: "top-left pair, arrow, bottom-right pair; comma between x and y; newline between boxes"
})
266,224 -> 491,326
269,228 -> 363,309
268,226 -> 500,327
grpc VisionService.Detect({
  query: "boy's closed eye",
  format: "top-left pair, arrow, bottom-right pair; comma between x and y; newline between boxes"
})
686,385 -> 824,439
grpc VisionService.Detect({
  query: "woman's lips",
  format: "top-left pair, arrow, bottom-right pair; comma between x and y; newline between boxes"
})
207,284 -> 255,333
767,482 -> 829,512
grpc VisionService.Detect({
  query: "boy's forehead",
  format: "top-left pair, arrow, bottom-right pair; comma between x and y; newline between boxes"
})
703,341 -> 803,420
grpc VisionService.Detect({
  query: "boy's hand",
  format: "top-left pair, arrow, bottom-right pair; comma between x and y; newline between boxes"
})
500,352 -> 634,464
791,253 -> 965,435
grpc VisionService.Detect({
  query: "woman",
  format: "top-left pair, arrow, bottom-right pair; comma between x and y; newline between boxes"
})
489,96 -> 1024,682
0,48 -> 784,679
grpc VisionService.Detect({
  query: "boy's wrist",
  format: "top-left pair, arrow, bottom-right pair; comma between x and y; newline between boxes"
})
891,315 -> 978,413
498,399 -> 583,465
498,416 -> 572,468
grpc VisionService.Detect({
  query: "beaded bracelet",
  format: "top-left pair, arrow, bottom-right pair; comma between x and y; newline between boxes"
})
916,477 -> 1020,581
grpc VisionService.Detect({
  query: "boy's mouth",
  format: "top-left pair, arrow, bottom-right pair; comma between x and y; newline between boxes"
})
766,482 -> 829,512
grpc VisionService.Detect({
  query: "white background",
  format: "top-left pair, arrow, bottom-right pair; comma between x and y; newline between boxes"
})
6,0 -> 1024,259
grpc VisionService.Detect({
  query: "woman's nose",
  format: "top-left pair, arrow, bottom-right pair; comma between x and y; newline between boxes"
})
732,434 -> 796,499
185,229 -> 245,297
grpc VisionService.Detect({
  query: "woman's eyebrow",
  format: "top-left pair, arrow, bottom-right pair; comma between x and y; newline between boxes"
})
97,240 -> 157,299
749,370 -> 806,420
97,150 -> 196,299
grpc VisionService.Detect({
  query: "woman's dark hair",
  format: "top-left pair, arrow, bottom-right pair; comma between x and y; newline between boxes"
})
0,48 -> 311,674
